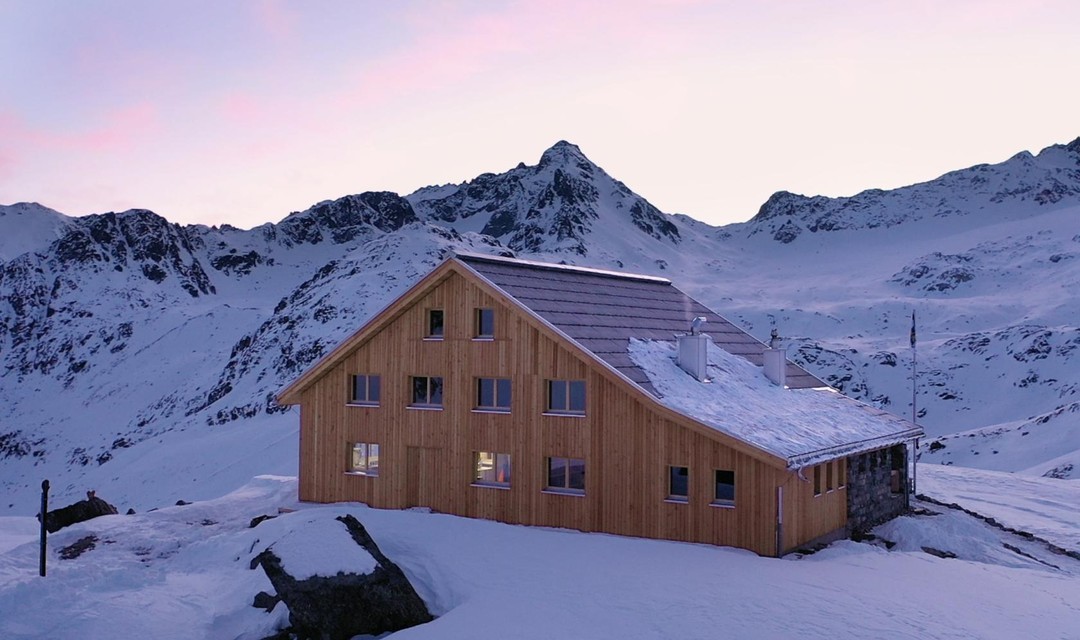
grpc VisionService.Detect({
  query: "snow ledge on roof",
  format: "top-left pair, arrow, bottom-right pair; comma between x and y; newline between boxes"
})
627,338 -> 921,467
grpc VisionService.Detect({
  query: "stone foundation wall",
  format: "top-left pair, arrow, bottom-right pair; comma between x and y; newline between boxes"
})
846,444 -> 909,533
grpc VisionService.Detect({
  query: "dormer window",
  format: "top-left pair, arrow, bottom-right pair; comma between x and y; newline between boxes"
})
426,309 -> 444,339
475,308 -> 495,339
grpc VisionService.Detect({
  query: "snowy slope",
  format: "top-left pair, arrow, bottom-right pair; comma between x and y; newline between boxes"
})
2,138 -> 1079,519
0,469 -> 1077,640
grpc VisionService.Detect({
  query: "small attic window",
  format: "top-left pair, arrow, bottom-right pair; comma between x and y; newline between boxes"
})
426,309 -> 444,339
474,308 -> 495,339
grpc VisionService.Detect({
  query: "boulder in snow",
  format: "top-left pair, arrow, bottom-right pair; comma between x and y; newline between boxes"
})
251,513 -> 432,639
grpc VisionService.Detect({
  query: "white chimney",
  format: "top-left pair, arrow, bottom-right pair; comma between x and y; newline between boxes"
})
763,347 -> 787,387
677,333 -> 709,381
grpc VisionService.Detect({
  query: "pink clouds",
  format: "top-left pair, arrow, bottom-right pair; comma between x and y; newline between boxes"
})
0,102 -> 161,173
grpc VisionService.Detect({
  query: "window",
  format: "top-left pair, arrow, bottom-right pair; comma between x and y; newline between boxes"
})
426,309 -> 444,339
475,378 -> 511,412
813,464 -> 822,496
348,374 -> 380,406
473,451 -> 511,487
668,465 -> 689,502
348,442 -> 379,476
713,469 -> 735,506
546,380 -> 586,414
546,457 -> 585,494
890,445 -> 904,494
410,376 -> 444,407
837,458 -> 847,489
475,308 -> 495,339
826,461 -> 835,492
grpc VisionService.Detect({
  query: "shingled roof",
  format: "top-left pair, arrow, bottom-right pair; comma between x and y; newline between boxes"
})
455,252 -> 826,395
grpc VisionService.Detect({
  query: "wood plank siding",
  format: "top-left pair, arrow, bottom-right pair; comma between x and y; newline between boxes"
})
293,267 -> 846,556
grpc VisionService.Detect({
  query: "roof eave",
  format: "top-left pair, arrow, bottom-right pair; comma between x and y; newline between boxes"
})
785,426 -> 925,469
276,256 -> 460,406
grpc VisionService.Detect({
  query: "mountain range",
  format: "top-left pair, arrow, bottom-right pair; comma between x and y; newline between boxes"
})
2,137 -> 1078,513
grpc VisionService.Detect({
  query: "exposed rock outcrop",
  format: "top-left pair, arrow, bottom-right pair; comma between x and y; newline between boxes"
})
39,491 -> 119,533
252,514 -> 432,640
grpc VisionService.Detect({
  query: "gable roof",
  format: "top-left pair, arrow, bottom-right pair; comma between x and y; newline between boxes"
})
278,252 -> 920,468
454,252 -> 825,393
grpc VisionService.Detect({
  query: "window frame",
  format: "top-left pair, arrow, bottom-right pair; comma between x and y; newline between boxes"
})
813,464 -> 822,497
425,308 -> 444,340
409,375 -> 444,409
837,458 -> 847,490
544,456 -> 586,495
544,379 -> 586,416
667,465 -> 689,503
472,451 -> 512,488
474,377 -> 512,413
347,374 -> 381,407
712,469 -> 736,507
346,442 -> 380,476
474,307 -> 495,340
826,461 -> 835,493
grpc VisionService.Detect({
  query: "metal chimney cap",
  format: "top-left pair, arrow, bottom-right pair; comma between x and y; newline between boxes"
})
690,317 -> 707,335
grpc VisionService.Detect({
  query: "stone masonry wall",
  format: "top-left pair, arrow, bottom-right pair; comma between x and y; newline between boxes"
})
846,444 -> 910,533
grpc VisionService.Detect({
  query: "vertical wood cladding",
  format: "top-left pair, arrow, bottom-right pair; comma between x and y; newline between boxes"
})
295,269 -> 847,556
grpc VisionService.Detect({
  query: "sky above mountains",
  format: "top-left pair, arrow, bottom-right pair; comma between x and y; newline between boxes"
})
2,0 -> 1078,229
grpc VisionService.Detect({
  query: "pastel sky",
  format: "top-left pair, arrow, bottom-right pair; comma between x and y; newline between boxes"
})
2,0 -> 1078,229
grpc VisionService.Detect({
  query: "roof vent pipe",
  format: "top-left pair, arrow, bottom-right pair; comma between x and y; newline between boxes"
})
763,328 -> 787,388
677,318 -> 709,381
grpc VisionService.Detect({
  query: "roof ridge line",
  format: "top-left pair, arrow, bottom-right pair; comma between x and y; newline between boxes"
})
453,251 -> 672,284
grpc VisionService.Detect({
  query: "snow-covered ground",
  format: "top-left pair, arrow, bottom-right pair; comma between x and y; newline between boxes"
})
1,468 -> 1077,640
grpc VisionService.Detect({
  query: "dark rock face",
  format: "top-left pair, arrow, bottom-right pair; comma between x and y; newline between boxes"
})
39,494 -> 119,533
846,445 -> 910,533
277,191 -> 420,246
252,514 -> 432,639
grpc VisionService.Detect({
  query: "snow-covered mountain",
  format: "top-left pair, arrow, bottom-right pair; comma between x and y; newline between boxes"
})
1,137 -> 1078,514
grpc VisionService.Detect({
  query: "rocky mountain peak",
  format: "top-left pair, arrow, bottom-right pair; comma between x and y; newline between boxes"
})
538,140 -> 590,170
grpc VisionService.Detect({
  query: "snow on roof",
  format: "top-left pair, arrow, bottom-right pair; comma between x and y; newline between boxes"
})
628,338 -> 921,467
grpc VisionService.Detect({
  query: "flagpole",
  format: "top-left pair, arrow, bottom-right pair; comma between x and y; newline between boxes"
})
910,310 -> 918,497
910,310 -> 917,425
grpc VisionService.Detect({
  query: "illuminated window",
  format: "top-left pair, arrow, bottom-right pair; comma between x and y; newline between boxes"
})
473,452 -> 511,487
347,443 -> 379,476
